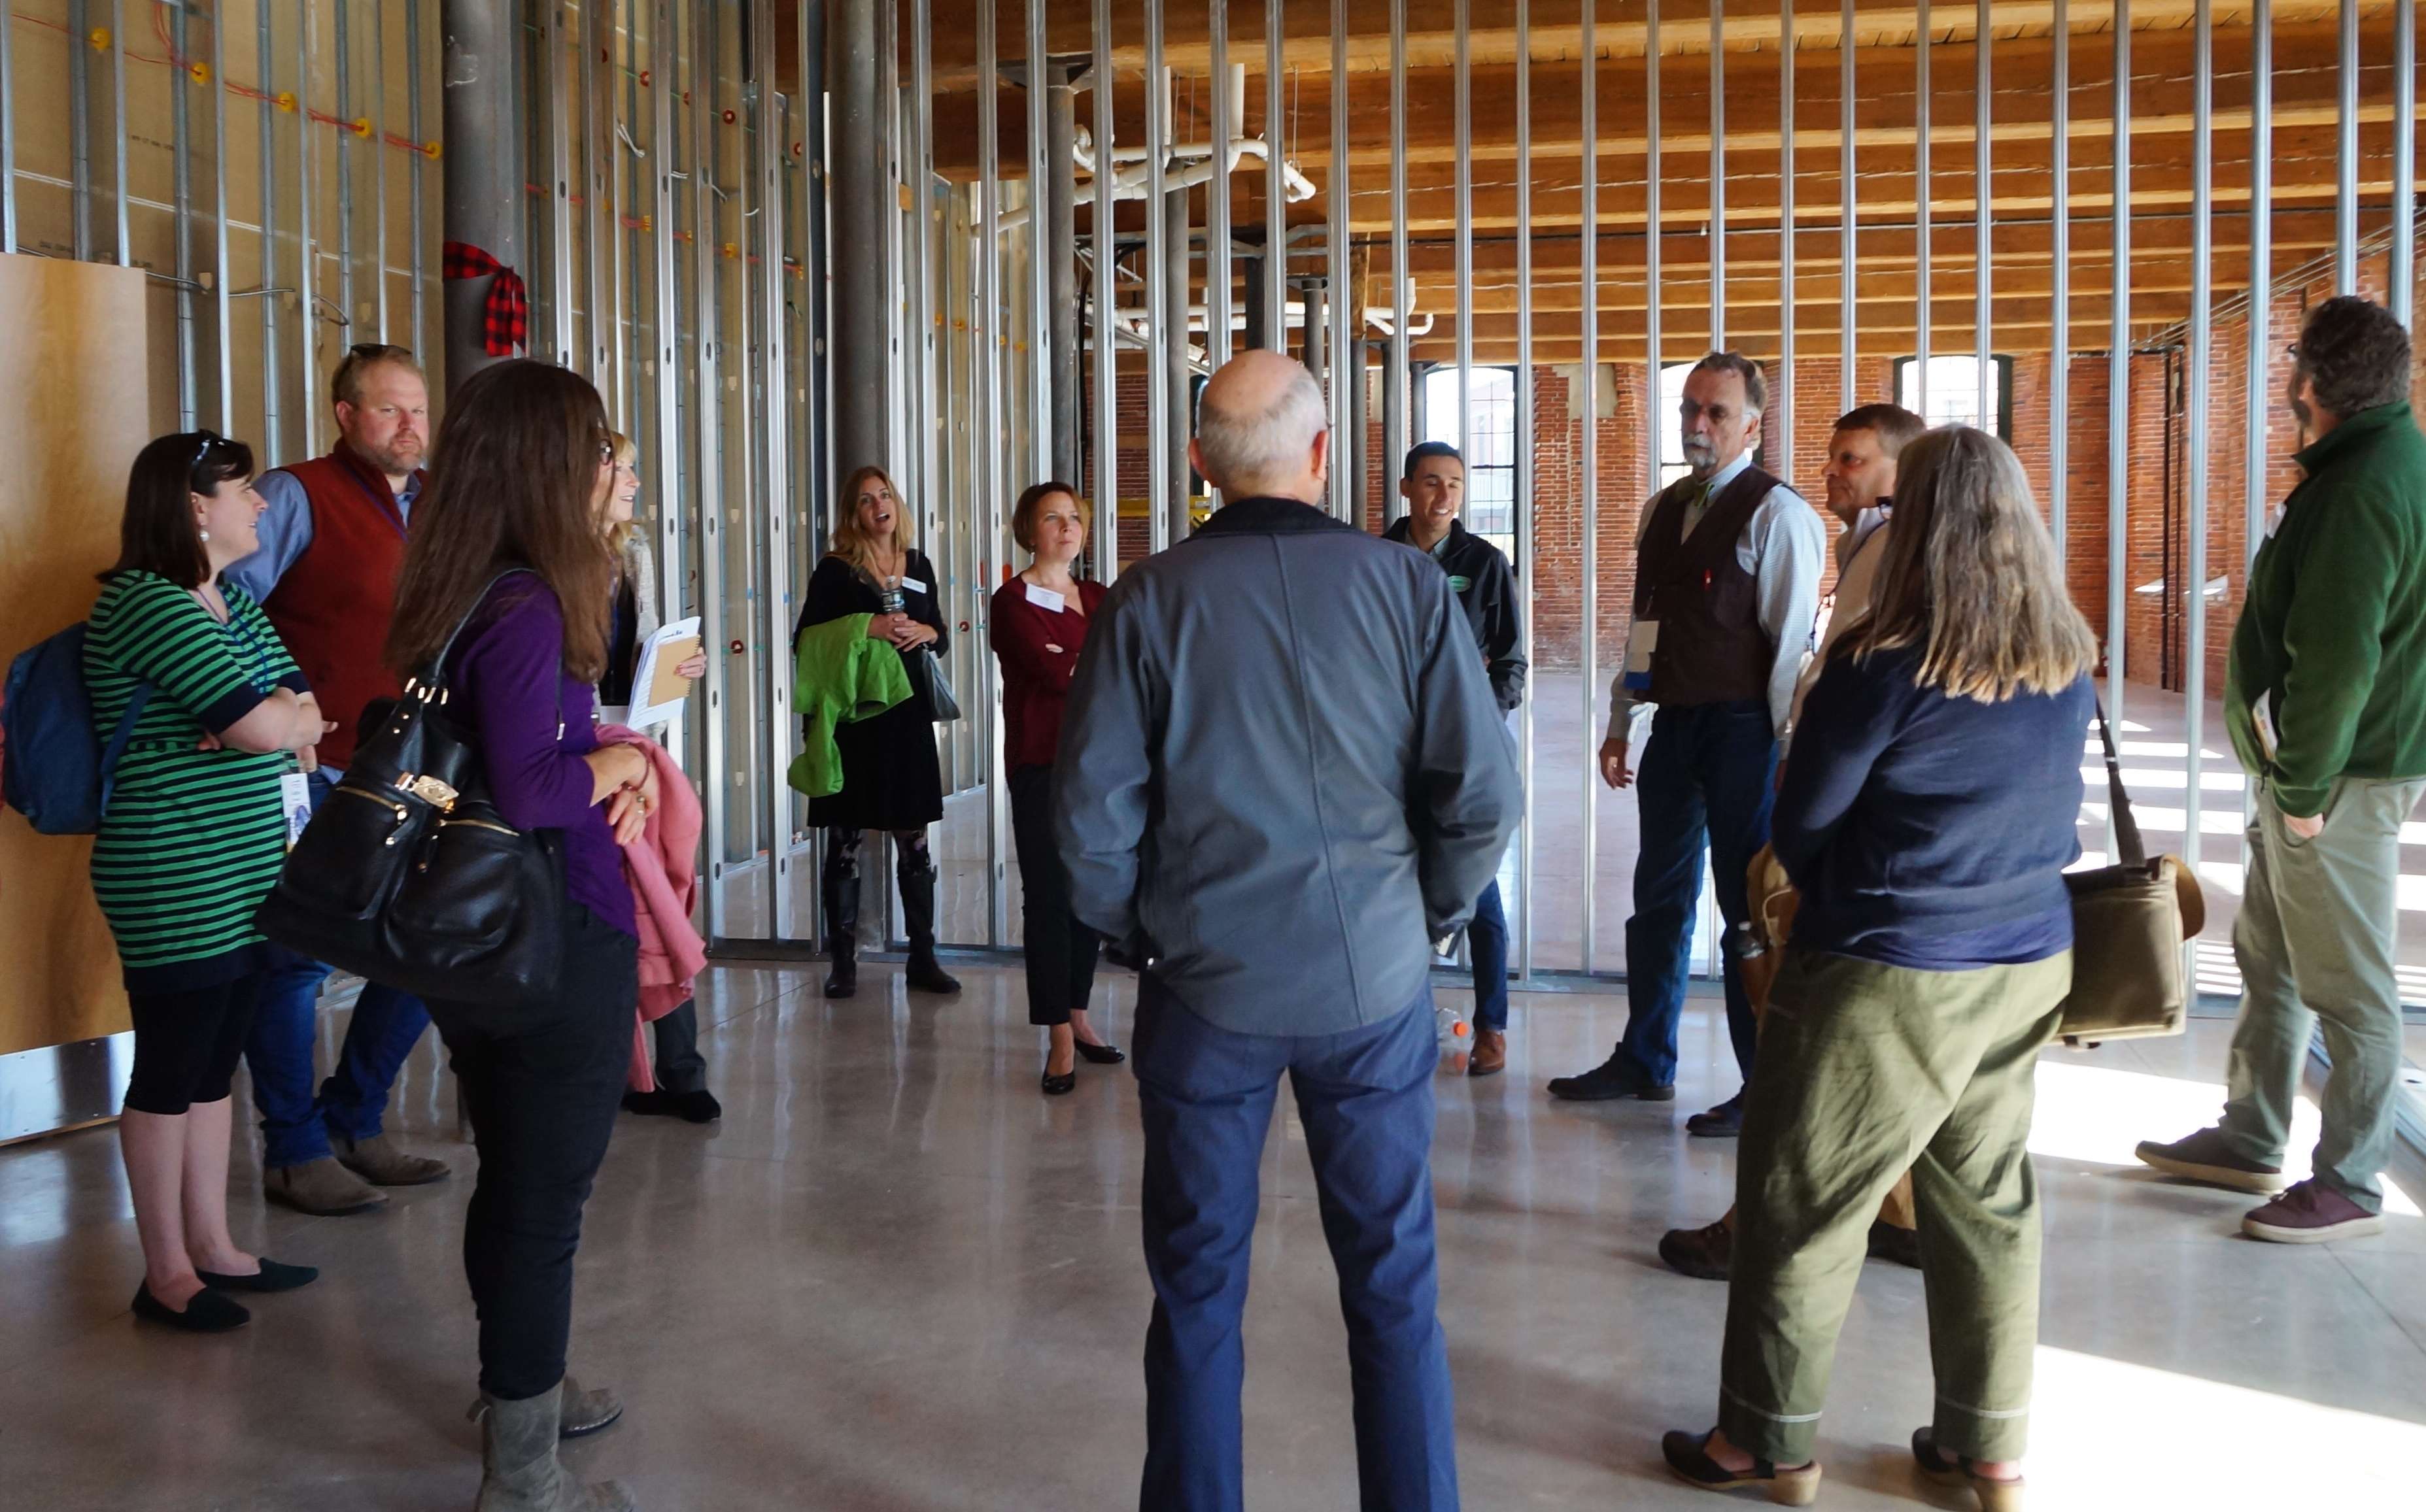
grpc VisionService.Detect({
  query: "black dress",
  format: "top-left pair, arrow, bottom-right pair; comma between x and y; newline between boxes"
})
794,550 -> 950,830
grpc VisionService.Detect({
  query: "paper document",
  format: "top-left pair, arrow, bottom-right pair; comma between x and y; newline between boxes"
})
281,772 -> 314,850
2253,691 -> 2281,765
628,617 -> 704,730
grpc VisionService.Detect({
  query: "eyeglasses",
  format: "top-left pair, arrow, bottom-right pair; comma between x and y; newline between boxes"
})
189,428 -> 223,471
348,342 -> 414,362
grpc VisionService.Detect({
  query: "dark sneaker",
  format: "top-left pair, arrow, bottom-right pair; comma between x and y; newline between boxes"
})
2242,1179 -> 2385,1245
1660,1429 -> 1820,1505
1866,1219 -> 1922,1269
1546,1051 -> 1675,1103
2134,1126 -> 2289,1195
1686,1092 -> 1745,1138
1659,1218 -> 1734,1281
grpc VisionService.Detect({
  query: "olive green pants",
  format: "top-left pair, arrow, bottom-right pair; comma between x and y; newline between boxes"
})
1718,948 -> 2070,1466
2221,779 -> 2426,1214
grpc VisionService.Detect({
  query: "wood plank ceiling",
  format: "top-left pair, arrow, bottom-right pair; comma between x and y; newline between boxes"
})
914,1 -> 2412,363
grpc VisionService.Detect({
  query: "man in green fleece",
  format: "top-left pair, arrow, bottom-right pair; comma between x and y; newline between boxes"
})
2139,295 -> 2426,1244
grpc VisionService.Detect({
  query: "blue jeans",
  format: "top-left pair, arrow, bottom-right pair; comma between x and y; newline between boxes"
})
1133,983 -> 1458,1512
243,769 -> 434,1169
1469,881 -> 1510,1032
1619,699 -> 1778,1089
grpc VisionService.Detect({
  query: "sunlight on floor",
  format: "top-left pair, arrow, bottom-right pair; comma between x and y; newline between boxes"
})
2032,1059 -> 2425,1218
2027,1345 -> 2426,1507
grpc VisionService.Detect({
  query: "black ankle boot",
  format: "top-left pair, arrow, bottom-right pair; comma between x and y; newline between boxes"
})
823,848 -> 860,1000
896,858 -> 962,994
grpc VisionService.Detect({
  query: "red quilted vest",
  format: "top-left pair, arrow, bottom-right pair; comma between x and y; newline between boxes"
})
260,445 -> 420,769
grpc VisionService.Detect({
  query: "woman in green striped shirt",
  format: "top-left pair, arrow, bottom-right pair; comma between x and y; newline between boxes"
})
87,431 -> 334,1333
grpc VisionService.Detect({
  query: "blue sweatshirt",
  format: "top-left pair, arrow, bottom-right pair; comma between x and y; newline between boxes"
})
1775,643 -> 2091,970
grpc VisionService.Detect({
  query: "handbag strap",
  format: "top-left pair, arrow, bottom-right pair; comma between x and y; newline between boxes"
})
2093,696 -> 2149,869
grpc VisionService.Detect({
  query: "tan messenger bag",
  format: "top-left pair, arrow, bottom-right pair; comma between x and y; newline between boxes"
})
2056,701 -> 2207,1048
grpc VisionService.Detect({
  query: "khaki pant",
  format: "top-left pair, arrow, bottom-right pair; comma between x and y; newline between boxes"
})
1718,949 -> 2070,1466
2221,778 -> 2426,1213
1723,847 -> 1915,1234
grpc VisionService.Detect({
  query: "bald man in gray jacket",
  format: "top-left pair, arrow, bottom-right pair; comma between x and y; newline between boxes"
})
1057,349 -> 1521,1512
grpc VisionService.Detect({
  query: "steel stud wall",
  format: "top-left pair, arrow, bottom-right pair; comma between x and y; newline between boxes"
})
4,3 -> 2424,975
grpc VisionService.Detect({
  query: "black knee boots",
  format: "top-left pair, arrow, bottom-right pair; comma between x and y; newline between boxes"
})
896,855 -> 962,995
822,846 -> 859,1000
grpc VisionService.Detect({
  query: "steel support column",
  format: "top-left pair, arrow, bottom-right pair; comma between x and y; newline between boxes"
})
439,0 -> 524,395
830,0 -> 887,477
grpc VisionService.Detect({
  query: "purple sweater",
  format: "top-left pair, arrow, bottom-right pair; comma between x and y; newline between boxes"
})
443,577 -> 638,939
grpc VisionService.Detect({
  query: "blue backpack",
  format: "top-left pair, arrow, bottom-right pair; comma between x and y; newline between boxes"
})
1,623 -> 152,835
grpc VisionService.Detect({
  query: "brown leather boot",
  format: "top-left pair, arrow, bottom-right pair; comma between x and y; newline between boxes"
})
1467,1028 -> 1507,1077
332,1132 -> 451,1186
265,1157 -> 388,1217
1658,1215 -> 1734,1280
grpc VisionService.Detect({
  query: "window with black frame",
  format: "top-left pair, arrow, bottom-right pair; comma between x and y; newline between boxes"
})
1419,365 -> 1519,561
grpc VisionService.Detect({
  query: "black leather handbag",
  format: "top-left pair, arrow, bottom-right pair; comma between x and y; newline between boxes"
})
254,572 -> 566,1009
2056,700 -> 2206,1047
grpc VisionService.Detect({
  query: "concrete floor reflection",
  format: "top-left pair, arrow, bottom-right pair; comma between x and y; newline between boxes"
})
2,964 -> 2422,1510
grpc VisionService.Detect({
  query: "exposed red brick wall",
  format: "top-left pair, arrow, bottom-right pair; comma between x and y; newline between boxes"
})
1088,251 -> 2423,690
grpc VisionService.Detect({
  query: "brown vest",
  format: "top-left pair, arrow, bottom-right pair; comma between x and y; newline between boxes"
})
1632,464 -> 1781,709
260,446 -> 419,769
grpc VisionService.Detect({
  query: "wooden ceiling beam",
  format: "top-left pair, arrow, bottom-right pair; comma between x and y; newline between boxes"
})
919,1 -> 2376,84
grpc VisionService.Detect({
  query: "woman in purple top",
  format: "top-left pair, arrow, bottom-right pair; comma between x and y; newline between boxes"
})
384,361 -> 655,1512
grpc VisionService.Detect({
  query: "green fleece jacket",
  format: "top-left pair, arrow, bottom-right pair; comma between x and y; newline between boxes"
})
786,613 -> 912,799
2227,401 -> 2426,816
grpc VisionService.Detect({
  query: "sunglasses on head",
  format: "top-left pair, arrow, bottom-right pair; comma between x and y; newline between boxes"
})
349,342 -> 414,362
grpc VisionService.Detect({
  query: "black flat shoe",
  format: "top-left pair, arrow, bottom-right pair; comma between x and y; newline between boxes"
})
1042,1066 -> 1078,1096
622,1090 -> 673,1117
131,1282 -> 250,1333
668,1088 -> 723,1123
1073,1039 -> 1125,1066
196,1258 -> 318,1293
1660,1429 -> 1820,1505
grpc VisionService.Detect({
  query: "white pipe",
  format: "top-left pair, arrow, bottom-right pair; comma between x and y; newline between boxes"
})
1004,137 -> 1311,232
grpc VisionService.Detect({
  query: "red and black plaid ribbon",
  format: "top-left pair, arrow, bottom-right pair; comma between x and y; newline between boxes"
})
441,241 -> 528,358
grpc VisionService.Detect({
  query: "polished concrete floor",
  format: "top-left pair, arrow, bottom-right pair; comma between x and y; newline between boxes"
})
5,964 -> 2425,1511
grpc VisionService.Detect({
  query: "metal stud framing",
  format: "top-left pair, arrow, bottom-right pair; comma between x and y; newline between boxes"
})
0,0 -> 2415,976
1580,0 -> 1601,973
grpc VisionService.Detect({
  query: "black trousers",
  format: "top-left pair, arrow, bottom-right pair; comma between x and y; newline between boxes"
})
1009,764 -> 1101,1027
424,899 -> 638,1402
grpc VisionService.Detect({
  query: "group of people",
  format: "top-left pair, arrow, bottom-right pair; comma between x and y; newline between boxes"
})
52,284 -> 2426,1511
1039,293 -> 2426,1512
79,348 -> 721,1508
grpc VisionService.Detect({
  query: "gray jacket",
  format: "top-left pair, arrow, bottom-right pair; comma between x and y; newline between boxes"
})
1054,496 -> 1522,1037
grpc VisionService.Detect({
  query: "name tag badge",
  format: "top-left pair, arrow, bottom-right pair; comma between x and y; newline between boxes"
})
281,771 -> 315,850
899,576 -> 929,596
1447,574 -> 1473,594
1024,583 -> 1067,614
1622,618 -> 1659,693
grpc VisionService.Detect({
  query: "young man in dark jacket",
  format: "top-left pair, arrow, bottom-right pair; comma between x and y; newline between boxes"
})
2138,295 -> 2426,1244
1384,441 -> 1526,1076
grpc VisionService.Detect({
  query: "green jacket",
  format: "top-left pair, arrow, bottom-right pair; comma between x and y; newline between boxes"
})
2227,401 -> 2426,816
786,613 -> 912,799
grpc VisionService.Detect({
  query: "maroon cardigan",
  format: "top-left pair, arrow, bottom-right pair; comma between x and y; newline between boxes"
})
989,575 -> 1108,769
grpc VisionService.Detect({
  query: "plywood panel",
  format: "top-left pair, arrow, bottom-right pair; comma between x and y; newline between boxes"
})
0,255 -> 154,1057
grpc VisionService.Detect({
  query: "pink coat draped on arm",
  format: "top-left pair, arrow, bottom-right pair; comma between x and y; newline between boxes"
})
596,725 -> 708,1091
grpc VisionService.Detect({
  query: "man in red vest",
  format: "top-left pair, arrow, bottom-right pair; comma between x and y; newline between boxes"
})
226,344 -> 451,1215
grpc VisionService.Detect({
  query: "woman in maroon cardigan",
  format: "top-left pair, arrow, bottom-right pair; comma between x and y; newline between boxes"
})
991,482 -> 1122,1095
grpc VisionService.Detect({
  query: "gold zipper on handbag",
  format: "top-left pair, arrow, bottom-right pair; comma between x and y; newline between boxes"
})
439,816 -> 521,838
333,788 -> 411,845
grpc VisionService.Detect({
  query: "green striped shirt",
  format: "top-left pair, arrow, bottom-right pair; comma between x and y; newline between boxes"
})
84,572 -> 305,972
